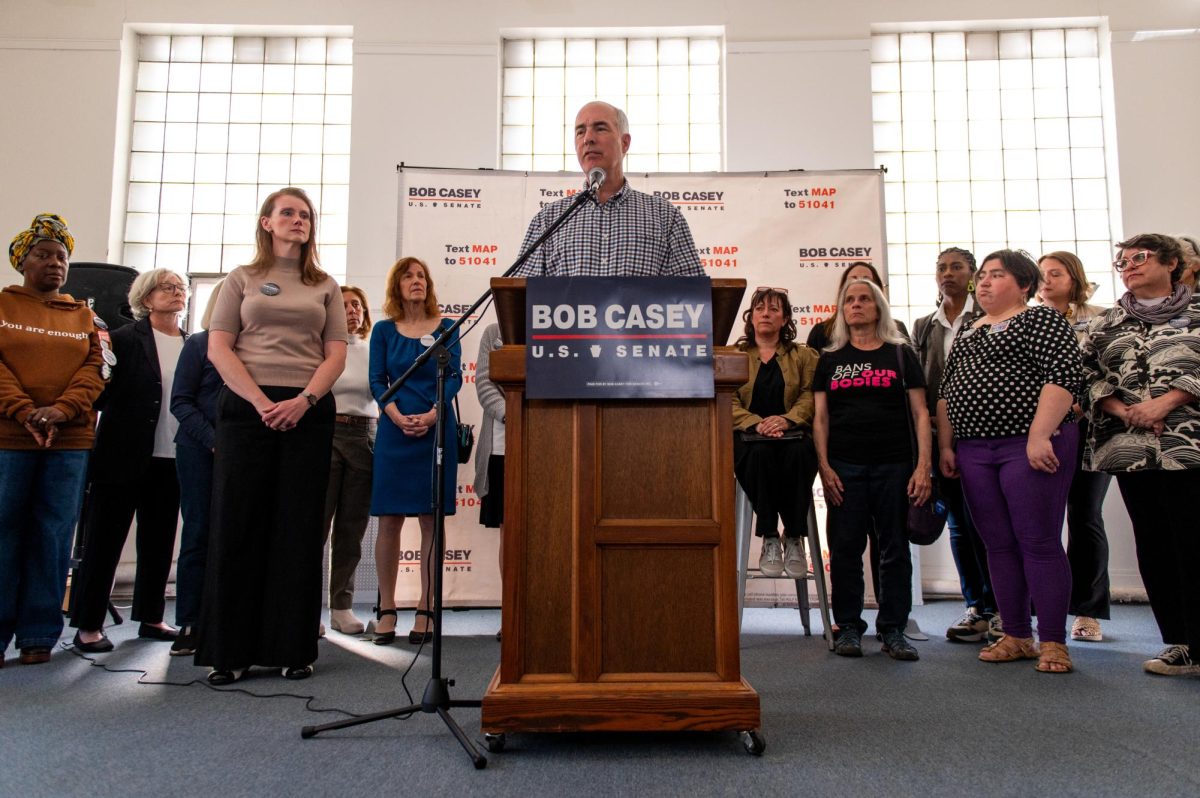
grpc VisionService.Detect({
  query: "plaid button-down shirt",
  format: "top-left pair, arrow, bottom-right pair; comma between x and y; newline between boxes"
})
514,181 -> 703,277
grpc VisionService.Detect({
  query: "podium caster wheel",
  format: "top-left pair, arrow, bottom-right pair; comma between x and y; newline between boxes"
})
485,733 -> 506,753
741,729 -> 766,756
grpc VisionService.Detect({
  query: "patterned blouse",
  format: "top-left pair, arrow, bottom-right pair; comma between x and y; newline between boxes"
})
1081,296 -> 1200,472
940,305 -> 1082,440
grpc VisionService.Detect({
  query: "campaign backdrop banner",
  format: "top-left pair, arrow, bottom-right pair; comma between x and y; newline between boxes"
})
525,276 -> 713,399
392,166 -> 886,608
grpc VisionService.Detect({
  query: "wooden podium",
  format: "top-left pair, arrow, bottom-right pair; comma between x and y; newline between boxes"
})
480,278 -> 761,745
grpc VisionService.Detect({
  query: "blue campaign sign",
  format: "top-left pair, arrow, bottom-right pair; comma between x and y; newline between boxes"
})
525,277 -> 714,399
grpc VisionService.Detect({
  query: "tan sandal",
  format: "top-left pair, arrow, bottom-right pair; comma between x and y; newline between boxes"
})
1036,641 -> 1073,673
978,635 -> 1039,663
1071,616 -> 1103,642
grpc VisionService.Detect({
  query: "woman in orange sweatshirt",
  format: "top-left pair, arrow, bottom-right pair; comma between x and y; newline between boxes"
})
0,214 -> 106,667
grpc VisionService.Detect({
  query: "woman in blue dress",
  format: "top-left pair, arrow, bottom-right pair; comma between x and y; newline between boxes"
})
369,257 -> 460,644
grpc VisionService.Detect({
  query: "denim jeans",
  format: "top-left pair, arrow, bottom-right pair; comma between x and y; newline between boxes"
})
826,458 -> 913,635
175,444 -> 214,627
937,461 -> 996,616
0,448 -> 89,651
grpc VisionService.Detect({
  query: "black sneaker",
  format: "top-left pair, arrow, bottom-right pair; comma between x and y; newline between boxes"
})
1143,645 -> 1200,676
834,628 -> 864,657
169,626 -> 196,657
881,629 -> 920,661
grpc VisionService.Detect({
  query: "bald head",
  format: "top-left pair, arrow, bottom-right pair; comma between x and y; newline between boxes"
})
574,101 -> 631,197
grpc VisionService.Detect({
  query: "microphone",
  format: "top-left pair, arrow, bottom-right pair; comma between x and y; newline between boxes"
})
587,167 -> 606,193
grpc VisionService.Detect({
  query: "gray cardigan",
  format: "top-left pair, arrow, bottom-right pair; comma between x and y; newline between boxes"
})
472,323 -> 506,498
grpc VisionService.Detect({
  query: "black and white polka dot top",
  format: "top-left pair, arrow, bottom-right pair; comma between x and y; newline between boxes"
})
940,304 -> 1082,440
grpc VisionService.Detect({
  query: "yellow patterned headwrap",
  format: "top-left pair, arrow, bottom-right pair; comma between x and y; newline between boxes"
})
9,213 -> 75,272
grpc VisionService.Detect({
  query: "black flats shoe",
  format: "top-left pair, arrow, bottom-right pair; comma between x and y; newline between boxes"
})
137,623 -> 179,641
373,608 -> 398,645
207,668 -> 246,685
282,664 -> 313,680
73,630 -> 114,653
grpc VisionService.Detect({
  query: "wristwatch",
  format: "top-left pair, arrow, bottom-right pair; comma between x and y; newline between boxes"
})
301,390 -> 318,407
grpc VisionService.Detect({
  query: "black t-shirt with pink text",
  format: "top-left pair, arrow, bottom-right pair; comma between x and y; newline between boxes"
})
813,343 -> 925,465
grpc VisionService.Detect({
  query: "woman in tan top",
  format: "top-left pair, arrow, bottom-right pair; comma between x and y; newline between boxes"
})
197,187 -> 347,684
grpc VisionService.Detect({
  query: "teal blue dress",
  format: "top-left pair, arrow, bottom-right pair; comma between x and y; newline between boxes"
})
369,319 -> 461,515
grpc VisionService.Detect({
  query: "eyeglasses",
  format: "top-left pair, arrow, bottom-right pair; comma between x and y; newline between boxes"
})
156,282 -> 188,295
1113,250 -> 1153,273
754,286 -> 789,295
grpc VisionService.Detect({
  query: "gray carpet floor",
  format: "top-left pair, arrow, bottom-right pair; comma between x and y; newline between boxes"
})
2,600 -> 1197,798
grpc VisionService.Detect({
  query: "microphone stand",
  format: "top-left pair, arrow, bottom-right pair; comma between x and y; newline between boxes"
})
300,174 -> 603,768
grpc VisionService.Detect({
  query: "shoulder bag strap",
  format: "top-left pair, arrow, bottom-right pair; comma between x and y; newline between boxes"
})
894,343 -> 919,471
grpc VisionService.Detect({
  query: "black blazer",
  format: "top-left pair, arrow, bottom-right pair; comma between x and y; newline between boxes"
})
90,317 -> 187,484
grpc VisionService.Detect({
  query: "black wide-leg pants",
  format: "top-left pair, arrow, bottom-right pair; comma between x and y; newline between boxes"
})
195,386 -> 334,670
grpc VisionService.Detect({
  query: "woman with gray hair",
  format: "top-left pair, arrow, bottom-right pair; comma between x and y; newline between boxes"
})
1082,233 -> 1200,677
813,279 -> 931,662
71,267 -> 188,652
1175,234 -> 1200,291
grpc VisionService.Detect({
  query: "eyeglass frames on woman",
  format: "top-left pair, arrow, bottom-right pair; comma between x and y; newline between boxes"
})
156,282 -> 188,295
1113,250 -> 1153,273
754,286 -> 789,295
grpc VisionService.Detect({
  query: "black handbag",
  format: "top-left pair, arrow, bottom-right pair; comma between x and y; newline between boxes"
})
894,345 -> 948,545
452,396 -> 474,465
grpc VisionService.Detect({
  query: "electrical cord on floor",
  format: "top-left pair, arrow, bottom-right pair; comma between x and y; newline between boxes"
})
59,641 -> 382,720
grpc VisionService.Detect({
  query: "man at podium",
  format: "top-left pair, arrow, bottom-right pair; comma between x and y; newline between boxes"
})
514,101 -> 704,278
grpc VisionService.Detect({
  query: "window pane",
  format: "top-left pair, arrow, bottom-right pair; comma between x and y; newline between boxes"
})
565,39 -> 594,67
501,35 -> 723,175
123,35 -> 352,278
873,26 -> 1115,320
168,63 -> 201,93
135,91 -> 167,122
166,93 -> 199,123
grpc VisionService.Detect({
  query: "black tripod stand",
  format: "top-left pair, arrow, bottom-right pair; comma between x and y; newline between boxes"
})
301,343 -> 485,767
300,168 -> 606,767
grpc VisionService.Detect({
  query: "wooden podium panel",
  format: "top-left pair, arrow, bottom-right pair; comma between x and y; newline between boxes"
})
480,279 -> 759,734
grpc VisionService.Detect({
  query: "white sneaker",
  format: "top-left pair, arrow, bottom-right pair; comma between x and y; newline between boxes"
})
782,537 -> 808,578
330,609 -> 365,635
758,537 -> 784,577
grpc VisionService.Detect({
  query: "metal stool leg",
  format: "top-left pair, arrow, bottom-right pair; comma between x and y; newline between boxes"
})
735,480 -> 754,630
793,573 -> 812,636
806,501 -> 834,650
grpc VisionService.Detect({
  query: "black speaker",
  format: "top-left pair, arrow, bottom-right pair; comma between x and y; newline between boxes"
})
62,262 -> 138,331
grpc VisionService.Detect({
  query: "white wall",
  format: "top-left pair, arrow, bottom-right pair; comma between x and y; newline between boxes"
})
3,0 -> 1198,598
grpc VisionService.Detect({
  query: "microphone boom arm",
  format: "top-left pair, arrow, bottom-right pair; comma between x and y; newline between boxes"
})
377,181 -> 598,405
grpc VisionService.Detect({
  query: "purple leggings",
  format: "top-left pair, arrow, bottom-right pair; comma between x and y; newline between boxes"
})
956,424 -> 1077,644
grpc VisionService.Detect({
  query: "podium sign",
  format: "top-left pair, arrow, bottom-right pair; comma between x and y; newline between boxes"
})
525,276 -> 713,400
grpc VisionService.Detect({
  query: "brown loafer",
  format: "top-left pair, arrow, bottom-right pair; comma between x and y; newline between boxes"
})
19,647 -> 51,665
